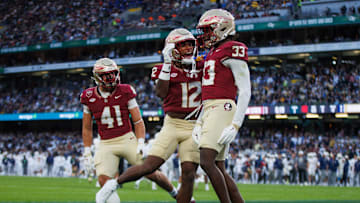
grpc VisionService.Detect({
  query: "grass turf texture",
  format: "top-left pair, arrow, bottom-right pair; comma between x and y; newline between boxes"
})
0,176 -> 359,203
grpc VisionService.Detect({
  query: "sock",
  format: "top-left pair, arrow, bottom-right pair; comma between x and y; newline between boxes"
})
169,188 -> 178,199
106,191 -> 120,203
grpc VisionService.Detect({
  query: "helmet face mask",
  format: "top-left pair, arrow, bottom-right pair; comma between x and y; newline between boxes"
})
197,9 -> 236,49
92,58 -> 120,91
165,28 -> 197,66
174,40 -> 196,64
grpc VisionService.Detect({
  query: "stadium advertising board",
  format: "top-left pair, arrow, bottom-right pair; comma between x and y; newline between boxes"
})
0,104 -> 359,121
3,41 -> 359,74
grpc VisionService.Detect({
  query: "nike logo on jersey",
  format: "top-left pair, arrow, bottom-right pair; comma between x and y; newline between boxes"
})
89,98 -> 96,103
115,95 -> 122,99
171,73 -> 178,78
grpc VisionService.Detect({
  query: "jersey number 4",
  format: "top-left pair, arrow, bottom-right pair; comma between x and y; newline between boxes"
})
101,105 -> 123,128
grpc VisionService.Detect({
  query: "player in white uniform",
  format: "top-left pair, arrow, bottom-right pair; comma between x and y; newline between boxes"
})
307,152 -> 318,185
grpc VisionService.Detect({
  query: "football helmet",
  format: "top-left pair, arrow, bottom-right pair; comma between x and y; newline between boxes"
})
92,58 -> 120,90
197,9 -> 235,49
165,28 -> 197,65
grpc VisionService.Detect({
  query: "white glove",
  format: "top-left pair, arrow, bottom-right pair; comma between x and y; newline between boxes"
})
162,43 -> 175,64
137,138 -> 145,157
83,147 -> 94,175
192,123 -> 202,146
217,124 -> 239,145
95,179 -> 118,203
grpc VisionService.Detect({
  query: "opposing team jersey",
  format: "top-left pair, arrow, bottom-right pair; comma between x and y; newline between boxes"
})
202,40 -> 248,101
151,62 -> 203,114
80,84 -> 136,140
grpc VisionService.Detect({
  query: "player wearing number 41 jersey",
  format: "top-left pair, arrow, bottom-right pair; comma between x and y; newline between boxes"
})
193,8 -> 251,203
97,28 -> 203,203
80,58 -> 177,203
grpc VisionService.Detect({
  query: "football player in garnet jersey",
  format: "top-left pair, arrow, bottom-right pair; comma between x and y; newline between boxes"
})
80,58 -> 177,203
193,9 -> 251,203
97,28 -> 203,203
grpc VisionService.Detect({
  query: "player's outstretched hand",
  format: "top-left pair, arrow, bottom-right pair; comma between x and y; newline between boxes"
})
218,125 -> 238,145
96,179 -> 118,203
136,138 -> 145,157
83,147 -> 94,176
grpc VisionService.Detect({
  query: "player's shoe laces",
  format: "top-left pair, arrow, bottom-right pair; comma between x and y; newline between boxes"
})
96,179 -> 118,203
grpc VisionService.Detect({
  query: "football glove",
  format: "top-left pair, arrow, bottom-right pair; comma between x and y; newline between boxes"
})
217,124 -> 239,145
95,179 -> 118,203
83,147 -> 94,175
192,122 -> 202,146
137,138 -> 145,157
162,43 -> 175,64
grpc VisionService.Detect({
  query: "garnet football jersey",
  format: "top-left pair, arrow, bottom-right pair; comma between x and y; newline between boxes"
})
151,62 -> 203,114
202,41 -> 248,101
80,84 -> 136,140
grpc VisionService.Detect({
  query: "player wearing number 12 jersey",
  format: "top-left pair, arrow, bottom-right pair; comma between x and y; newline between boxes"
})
80,58 -> 177,203
97,28 -> 203,203
193,9 -> 251,203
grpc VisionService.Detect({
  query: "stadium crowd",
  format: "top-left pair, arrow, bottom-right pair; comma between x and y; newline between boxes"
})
2,0 -> 359,49
1,126 -> 359,187
0,61 -> 358,114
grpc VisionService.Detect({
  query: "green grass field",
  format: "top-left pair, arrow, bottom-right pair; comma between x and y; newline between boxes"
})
0,176 -> 359,203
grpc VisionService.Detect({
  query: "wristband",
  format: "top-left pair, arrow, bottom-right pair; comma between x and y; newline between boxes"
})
159,71 -> 170,81
133,118 -> 143,125
158,63 -> 171,81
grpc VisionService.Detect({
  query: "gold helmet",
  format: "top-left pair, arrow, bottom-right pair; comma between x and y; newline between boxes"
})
92,58 -> 120,90
197,9 -> 235,48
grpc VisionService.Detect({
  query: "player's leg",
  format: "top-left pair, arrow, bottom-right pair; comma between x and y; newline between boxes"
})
118,155 -> 164,183
94,141 -> 121,203
177,162 -> 198,203
121,133 -> 177,197
139,156 -> 174,193
216,160 -> 245,203
200,148 -> 231,203
198,100 -> 237,203
204,174 -> 210,191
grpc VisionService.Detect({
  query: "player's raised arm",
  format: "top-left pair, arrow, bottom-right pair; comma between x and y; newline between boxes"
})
155,43 -> 174,98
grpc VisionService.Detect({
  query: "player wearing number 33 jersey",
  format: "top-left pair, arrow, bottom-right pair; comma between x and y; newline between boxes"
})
193,8 -> 251,203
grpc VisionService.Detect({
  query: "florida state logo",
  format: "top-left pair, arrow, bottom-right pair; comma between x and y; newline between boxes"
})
86,90 -> 93,98
224,103 -> 232,111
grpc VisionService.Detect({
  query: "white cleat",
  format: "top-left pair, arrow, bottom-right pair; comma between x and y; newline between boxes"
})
95,179 -> 118,203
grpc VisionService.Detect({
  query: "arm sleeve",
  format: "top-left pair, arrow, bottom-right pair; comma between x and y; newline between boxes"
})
128,98 -> 139,110
222,58 -> 251,128
83,105 -> 91,114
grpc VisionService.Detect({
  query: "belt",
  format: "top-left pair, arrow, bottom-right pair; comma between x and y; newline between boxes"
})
167,112 -> 197,120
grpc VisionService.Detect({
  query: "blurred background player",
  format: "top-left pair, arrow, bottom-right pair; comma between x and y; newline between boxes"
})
98,28 -> 203,203
80,58 -> 176,203
193,8 -> 251,203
